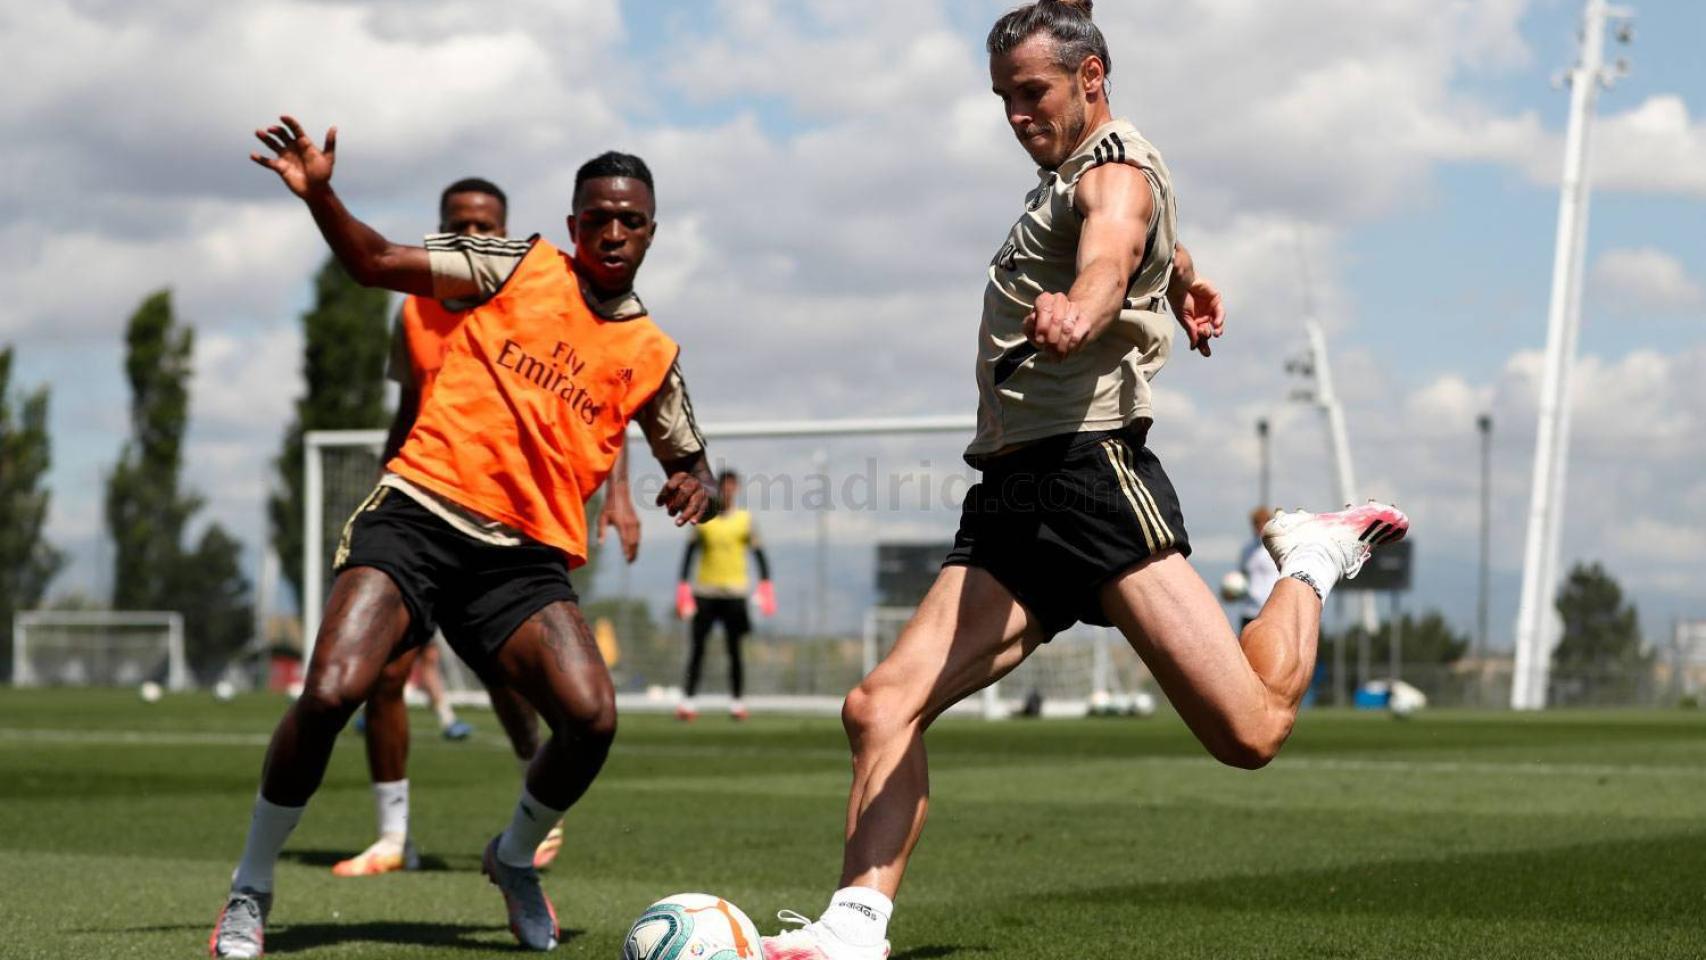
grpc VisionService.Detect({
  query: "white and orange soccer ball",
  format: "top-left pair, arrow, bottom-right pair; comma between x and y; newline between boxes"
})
623,893 -> 762,960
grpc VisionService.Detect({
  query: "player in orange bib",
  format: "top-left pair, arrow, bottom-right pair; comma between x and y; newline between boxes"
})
331,178 -> 642,881
212,116 -> 715,958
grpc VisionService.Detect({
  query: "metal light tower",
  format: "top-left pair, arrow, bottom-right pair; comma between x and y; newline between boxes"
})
1511,0 -> 1634,710
1256,418 -> 1272,507
1288,320 -> 1378,634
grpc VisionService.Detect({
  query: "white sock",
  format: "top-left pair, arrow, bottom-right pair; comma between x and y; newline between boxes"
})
818,886 -> 893,949
231,796 -> 305,893
374,779 -> 409,845
1280,544 -> 1340,603
435,700 -> 458,729
496,786 -> 566,868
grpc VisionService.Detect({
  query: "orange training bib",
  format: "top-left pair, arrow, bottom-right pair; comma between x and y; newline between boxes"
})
398,294 -> 466,401
389,240 -> 678,566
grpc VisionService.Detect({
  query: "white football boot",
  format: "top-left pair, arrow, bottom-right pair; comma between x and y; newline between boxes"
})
1262,501 -> 1409,592
209,888 -> 271,958
762,911 -> 889,960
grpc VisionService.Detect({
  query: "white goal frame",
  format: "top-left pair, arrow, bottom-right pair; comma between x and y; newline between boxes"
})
11,610 -> 189,691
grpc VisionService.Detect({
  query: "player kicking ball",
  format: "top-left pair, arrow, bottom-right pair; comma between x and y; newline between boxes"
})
331,177 -> 645,880
763,3 -> 1408,958
212,116 -> 716,958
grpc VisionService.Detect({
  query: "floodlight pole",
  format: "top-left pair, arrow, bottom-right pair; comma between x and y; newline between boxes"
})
1256,418 -> 1271,507
1512,0 -> 1633,710
1299,320 -> 1378,635
1476,414 -> 1492,663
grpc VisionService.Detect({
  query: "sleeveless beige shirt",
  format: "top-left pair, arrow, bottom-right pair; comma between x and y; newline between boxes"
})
966,118 -> 1179,464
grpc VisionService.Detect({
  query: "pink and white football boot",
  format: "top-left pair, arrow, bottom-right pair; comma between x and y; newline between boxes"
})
1261,501 -> 1409,592
762,911 -> 889,960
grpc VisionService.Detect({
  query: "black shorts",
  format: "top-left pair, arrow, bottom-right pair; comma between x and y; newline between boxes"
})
946,421 -> 1190,638
334,486 -> 578,677
692,596 -> 751,638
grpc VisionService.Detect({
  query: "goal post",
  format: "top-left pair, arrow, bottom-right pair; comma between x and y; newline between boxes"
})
12,610 -> 188,690
303,429 -> 389,654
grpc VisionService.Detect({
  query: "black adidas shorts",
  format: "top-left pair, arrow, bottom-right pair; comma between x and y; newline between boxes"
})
945,421 -> 1190,638
334,486 -> 578,678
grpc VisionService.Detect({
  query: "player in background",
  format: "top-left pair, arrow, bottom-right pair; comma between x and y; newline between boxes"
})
763,3 -> 1409,958
1235,506 -> 1281,630
674,469 -> 775,721
213,116 -> 714,958
330,177 -> 644,880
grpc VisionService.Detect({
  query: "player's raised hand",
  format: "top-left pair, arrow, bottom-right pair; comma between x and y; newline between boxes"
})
1175,276 -> 1225,358
1025,291 -> 1088,359
250,115 -> 337,199
657,472 -> 711,526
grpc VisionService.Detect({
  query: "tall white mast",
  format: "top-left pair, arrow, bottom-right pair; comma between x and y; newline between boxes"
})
1511,0 -> 1634,710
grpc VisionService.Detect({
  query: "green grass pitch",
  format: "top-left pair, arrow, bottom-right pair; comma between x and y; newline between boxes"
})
2,689 -> 1704,959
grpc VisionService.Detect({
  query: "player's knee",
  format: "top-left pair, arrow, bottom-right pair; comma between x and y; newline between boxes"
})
1212,717 -> 1288,771
842,679 -> 909,746
297,674 -> 365,723
554,691 -> 618,746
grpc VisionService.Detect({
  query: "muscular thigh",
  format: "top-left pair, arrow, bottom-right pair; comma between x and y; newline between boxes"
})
309,567 -> 416,696
1099,550 -> 1266,723
870,565 -> 1045,722
490,601 -> 613,729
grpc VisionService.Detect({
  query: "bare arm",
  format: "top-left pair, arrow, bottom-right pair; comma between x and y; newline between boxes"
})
250,115 -> 434,296
381,383 -> 419,464
594,441 -> 642,563
1024,162 -> 1153,359
1166,242 -> 1227,358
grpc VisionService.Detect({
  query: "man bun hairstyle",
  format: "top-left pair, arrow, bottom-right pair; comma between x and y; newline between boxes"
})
440,177 -> 507,218
987,0 -> 1111,94
574,151 -> 655,201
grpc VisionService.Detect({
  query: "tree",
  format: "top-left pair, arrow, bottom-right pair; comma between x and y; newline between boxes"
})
106,291 -> 198,610
1326,610 -> 1469,666
171,525 -> 253,680
105,290 -> 252,679
269,258 -> 391,608
0,346 -> 64,679
1552,562 -> 1646,701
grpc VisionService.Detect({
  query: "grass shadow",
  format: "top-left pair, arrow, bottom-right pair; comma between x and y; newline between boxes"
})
267,920 -> 586,954
893,945 -> 991,959
280,847 -> 467,872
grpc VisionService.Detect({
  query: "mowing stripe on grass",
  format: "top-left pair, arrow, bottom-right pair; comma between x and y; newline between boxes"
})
5,727 -> 1704,780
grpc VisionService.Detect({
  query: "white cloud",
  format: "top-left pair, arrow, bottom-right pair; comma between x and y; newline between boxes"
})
1591,247 -> 1705,312
1478,95 -> 1706,198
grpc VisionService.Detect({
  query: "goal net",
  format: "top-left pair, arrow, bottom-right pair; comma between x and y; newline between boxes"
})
305,420 -> 1162,717
11,611 -> 188,690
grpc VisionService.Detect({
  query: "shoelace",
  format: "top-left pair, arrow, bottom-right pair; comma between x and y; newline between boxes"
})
776,909 -> 812,929
1344,543 -> 1372,579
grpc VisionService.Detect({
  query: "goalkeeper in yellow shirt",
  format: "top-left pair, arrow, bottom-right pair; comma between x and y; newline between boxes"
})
675,470 -> 773,720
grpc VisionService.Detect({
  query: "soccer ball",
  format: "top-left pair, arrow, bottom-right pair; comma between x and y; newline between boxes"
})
139,681 -> 163,703
213,680 -> 237,702
622,893 -> 762,960
1388,680 -> 1427,719
1219,570 -> 1249,602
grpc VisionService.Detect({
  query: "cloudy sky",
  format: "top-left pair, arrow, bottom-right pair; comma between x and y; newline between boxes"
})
4,0 -> 1702,646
